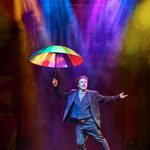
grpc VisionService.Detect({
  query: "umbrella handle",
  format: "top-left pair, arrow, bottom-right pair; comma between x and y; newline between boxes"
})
54,69 -> 58,79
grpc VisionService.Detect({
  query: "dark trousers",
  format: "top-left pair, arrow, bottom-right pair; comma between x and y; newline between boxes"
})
76,118 -> 110,150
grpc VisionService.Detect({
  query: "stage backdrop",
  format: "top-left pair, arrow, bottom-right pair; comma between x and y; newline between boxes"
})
0,0 -> 150,150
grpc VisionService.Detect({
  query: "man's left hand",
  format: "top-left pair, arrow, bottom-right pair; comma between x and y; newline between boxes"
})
119,92 -> 128,99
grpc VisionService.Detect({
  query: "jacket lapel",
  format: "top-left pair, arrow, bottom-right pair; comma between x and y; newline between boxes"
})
63,90 -> 78,120
70,90 -> 78,104
87,90 -> 92,104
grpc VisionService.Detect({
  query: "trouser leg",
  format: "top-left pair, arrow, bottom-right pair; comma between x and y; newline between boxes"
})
93,130 -> 110,150
76,124 -> 87,150
76,118 -> 110,150
86,118 -> 110,150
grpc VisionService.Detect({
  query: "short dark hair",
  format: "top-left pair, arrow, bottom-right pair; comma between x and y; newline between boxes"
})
76,75 -> 88,85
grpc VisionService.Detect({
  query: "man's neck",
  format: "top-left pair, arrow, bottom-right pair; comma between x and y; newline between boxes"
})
78,89 -> 87,93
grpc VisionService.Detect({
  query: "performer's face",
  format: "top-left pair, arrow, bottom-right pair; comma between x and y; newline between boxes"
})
77,78 -> 88,91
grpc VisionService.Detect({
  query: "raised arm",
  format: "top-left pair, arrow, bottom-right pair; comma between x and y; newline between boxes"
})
52,78 -> 70,99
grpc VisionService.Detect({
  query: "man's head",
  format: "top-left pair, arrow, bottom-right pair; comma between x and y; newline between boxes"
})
76,75 -> 88,91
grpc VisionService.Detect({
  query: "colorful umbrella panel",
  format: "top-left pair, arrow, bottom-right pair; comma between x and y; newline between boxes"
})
29,45 -> 83,68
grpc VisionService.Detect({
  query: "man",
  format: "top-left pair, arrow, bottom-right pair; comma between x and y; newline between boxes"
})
52,75 -> 128,150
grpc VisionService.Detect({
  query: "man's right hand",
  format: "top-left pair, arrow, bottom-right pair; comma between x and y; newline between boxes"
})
52,78 -> 58,87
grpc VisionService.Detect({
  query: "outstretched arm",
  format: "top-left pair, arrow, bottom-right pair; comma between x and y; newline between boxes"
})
52,78 -> 70,99
95,91 -> 128,103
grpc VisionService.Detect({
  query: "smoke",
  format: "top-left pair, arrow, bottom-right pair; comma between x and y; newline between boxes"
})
120,0 -> 150,73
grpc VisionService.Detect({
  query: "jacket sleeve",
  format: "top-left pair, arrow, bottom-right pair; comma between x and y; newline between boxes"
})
95,91 -> 121,103
53,86 -> 70,99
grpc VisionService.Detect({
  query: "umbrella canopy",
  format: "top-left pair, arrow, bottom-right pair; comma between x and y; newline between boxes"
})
29,45 -> 83,68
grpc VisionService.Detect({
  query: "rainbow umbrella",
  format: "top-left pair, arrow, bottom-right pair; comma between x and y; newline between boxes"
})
29,45 -> 83,68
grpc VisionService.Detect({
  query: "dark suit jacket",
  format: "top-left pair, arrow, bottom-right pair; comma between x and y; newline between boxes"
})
54,86 -> 120,128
